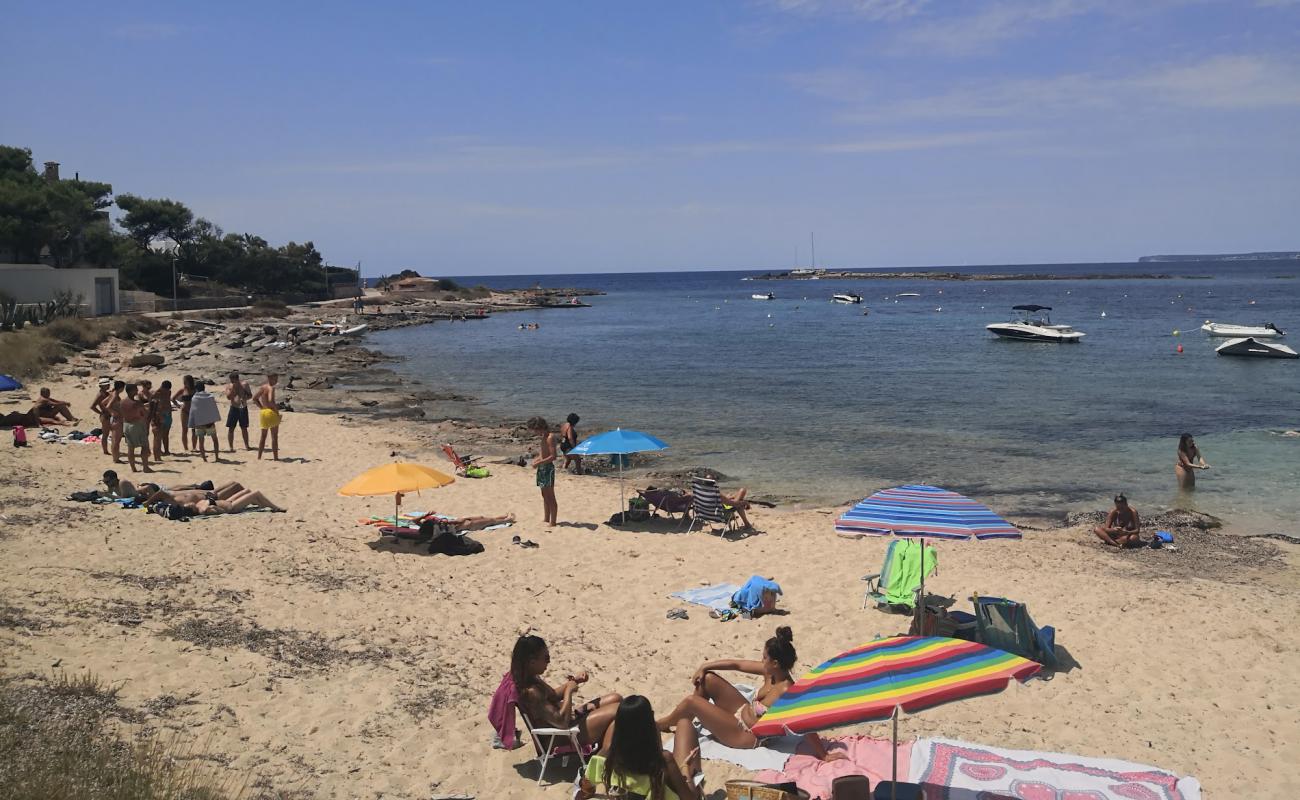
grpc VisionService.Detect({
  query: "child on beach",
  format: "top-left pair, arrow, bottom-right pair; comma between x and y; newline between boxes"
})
528,416 -> 558,526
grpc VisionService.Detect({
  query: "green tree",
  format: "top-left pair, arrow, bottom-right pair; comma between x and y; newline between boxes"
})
115,194 -> 194,251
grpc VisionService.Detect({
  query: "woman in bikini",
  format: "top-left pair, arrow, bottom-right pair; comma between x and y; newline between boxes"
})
1175,433 -> 1210,490
560,413 -> 582,473
174,376 -> 196,451
656,627 -> 842,761
577,695 -> 701,800
512,635 -> 622,749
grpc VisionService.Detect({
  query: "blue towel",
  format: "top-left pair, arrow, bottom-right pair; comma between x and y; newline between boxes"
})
671,583 -> 742,612
731,575 -> 782,612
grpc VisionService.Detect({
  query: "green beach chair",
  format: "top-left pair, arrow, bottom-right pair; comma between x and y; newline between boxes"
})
861,539 -> 936,612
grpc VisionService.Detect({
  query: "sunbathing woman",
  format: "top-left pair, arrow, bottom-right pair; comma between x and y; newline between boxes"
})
577,695 -> 701,800
512,635 -> 622,749
143,482 -> 285,514
656,626 -> 842,761
410,509 -> 516,530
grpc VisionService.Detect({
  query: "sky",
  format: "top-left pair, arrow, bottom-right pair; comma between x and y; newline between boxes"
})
3,1 -> 1299,276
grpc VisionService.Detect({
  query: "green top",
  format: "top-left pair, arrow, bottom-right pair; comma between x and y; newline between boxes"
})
583,755 -> 680,800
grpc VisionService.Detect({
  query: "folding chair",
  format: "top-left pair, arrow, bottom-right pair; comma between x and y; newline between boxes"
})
861,539 -> 935,613
441,443 -> 480,476
683,476 -> 738,534
972,594 -> 1059,669
515,702 -> 593,786
637,487 -> 692,521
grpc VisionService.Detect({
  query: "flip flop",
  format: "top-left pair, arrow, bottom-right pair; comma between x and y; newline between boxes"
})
520,539 -> 539,549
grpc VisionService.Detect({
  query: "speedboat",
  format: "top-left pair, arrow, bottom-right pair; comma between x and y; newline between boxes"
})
1201,321 -> 1285,338
751,292 -> 775,301
986,305 -> 1085,343
1215,337 -> 1298,359
895,292 -> 920,298
832,293 -> 862,304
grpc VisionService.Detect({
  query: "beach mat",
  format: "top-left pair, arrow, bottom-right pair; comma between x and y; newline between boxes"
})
671,583 -> 741,612
910,737 -> 1202,800
755,735 -> 912,799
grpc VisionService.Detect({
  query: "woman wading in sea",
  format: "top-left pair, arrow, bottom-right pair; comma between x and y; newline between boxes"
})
1175,433 -> 1210,490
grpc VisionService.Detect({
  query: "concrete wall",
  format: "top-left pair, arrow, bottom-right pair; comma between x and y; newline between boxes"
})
0,264 -> 120,316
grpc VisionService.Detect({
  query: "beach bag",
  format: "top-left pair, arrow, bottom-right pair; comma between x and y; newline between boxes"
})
725,780 -> 810,800
427,532 -> 484,556
464,465 -> 490,478
12,425 -> 27,447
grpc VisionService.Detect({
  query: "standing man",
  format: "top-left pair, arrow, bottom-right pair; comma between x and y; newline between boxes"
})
119,384 -> 152,473
528,416 -> 558,527
137,380 -> 156,461
90,378 -> 113,456
254,372 -> 281,461
225,371 -> 253,451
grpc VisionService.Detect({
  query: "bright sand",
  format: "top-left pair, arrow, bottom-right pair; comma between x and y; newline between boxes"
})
3,373 -> 1299,798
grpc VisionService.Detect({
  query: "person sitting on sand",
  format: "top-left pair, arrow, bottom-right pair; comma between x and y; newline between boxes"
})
1175,433 -> 1210,490
31,387 -> 78,424
1094,494 -> 1142,547
655,627 -> 843,761
512,634 -> 622,749
577,695 -> 701,800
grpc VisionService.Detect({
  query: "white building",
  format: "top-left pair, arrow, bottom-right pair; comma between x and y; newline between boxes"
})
0,264 -> 120,316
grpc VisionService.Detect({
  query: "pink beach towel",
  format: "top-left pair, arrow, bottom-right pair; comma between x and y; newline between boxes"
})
487,672 -> 519,749
755,735 -> 913,800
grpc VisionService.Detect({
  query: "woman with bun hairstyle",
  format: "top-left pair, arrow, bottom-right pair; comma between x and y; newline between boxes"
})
655,627 -> 843,760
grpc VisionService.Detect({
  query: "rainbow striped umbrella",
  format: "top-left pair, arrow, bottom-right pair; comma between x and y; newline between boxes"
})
752,636 -> 1040,797
835,485 -> 1021,540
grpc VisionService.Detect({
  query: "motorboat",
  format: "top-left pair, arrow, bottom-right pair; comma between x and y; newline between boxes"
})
751,292 -> 775,301
895,292 -> 920,298
832,293 -> 862,304
1215,337 -> 1298,359
986,305 -> 1085,343
1201,321 -> 1285,338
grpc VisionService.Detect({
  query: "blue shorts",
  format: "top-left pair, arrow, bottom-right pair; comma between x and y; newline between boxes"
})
225,406 -> 249,429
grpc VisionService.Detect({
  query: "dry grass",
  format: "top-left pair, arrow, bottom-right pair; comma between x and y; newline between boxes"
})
0,671 -> 240,800
0,316 -> 164,379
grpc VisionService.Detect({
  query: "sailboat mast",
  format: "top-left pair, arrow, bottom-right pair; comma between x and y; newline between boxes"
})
810,233 -> 816,270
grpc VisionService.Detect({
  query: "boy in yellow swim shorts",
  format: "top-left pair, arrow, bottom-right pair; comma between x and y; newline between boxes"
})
254,373 -> 281,461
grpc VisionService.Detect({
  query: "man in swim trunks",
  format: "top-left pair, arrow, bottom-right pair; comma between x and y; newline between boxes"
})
254,372 -> 281,461
1094,494 -> 1142,548
119,384 -> 153,473
31,387 -> 78,424
528,416 -> 558,527
91,378 -> 113,455
225,371 -> 253,451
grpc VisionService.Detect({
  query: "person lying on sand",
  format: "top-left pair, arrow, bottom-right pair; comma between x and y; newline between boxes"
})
655,626 -> 844,761
1094,493 -> 1142,548
512,634 -> 622,749
142,481 -> 286,514
411,511 -> 516,530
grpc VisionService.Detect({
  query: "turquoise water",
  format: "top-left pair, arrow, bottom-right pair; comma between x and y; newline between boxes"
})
370,262 -> 1300,532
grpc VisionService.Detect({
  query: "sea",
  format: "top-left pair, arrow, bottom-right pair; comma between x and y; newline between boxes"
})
368,261 -> 1300,533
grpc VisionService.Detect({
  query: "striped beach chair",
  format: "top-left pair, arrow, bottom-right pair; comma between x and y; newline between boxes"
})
684,476 -> 738,534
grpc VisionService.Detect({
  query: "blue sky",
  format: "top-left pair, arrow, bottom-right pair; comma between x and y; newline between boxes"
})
3,1 -> 1298,275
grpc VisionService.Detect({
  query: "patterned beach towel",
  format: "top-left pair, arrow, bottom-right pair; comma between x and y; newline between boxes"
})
910,737 -> 1202,800
671,583 -> 742,612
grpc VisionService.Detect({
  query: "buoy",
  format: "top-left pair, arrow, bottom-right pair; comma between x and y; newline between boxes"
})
766,314 -> 772,318
1177,344 -> 1183,354
1250,300 -> 1257,305
1173,330 -> 1180,336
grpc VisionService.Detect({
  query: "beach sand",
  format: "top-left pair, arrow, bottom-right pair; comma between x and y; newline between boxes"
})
3,352 -> 1299,798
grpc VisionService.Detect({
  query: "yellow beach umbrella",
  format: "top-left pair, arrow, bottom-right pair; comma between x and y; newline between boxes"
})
339,462 -> 455,525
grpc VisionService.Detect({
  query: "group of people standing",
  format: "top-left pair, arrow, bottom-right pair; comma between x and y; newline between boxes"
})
86,371 -> 284,472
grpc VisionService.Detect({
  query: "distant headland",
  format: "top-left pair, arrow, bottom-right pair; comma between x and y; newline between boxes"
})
1139,251 -> 1300,263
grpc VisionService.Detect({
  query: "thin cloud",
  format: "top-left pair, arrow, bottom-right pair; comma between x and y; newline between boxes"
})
760,0 -> 929,21
111,22 -> 186,41
894,0 -> 1098,56
817,130 -> 1029,153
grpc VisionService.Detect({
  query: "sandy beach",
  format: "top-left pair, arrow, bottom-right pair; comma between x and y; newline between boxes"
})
2,316 -> 1299,799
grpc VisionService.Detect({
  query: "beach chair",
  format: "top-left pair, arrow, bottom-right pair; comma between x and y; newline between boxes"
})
972,595 -> 1059,669
515,702 -> 593,785
441,444 -> 480,476
831,774 -> 872,800
637,487 -> 692,521
861,539 -> 934,613
683,476 -> 738,534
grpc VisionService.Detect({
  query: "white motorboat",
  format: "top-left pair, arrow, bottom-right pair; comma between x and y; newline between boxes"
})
1215,337 -> 1298,359
895,292 -> 920,298
832,293 -> 862,304
337,324 -> 369,336
751,292 -> 775,301
986,305 -> 1085,343
1201,321 -> 1285,338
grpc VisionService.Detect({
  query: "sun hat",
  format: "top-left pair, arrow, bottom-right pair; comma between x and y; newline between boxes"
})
98,377 -> 112,387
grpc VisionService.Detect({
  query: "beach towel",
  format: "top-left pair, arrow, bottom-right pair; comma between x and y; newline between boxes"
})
487,672 -> 519,749
885,540 -> 936,608
188,391 -> 221,428
671,583 -> 742,612
733,575 -> 782,612
755,735 -> 912,800
909,737 -> 1202,800
696,731 -> 804,772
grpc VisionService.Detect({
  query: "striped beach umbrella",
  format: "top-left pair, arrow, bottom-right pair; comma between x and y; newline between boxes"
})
835,485 -> 1021,540
752,636 -> 1040,797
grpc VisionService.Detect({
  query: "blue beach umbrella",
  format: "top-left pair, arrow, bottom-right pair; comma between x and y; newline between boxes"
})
836,485 -> 1021,626
570,428 -> 669,521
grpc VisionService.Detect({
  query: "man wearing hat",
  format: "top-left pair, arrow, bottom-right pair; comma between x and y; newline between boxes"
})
90,378 -> 114,456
